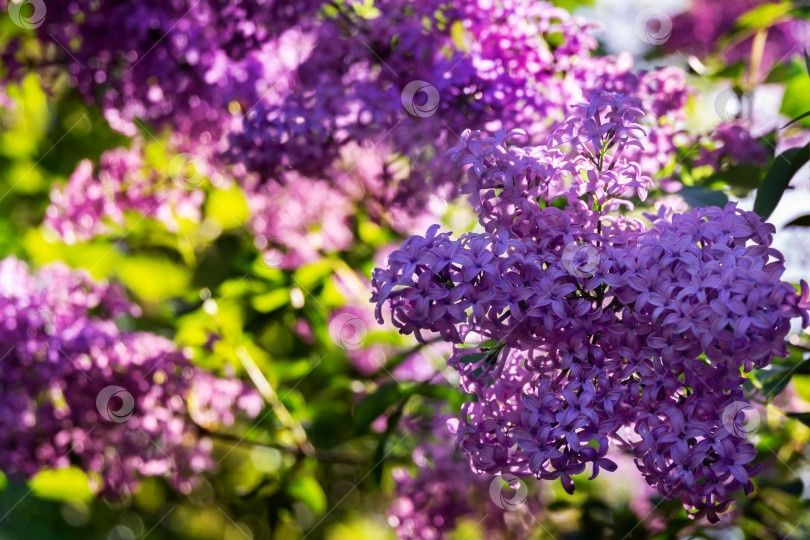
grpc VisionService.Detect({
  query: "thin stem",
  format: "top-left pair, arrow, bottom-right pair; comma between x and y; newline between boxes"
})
236,346 -> 316,458
748,27 -> 768,87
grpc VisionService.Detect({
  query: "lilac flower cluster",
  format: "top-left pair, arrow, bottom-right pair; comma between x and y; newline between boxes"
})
5,0 -> 719,222
0,0 -> 321,151
390,416 -> 539,540
695,122 -> 770,171
372,91 -> 810,521
45,144 -> 205,244
248,173 -> 354,269
225,1 -> 698,203
0,257 -> 262,495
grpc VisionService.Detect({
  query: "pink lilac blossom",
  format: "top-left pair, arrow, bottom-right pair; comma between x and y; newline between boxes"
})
371,90 -> 810,521
0,257 -> 262,495
45,144 -> 205,244
248,173 -> 354,269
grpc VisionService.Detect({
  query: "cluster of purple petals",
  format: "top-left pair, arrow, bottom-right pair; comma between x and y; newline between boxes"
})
664,0 -> 810,73
225,0 -> 599,204
226,1 -> 704,205
389,416 -> 540,540
43,143 -> 358,267
372,91 -> 810,521
0,257 -> 262,495
45,144 -> 205,244
0,0 -> 322,150
4,0 -> 728,221
695,122 -> 771,170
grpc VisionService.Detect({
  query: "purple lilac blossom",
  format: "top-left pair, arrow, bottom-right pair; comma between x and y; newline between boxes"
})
371,90 -> 810,521
0,257 -> 262,495
664,0 -> 810,74
5,0 -> 745,223
389,415 -> 541,540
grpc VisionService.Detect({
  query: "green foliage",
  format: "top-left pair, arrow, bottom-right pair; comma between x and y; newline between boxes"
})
754,144 -> 810,219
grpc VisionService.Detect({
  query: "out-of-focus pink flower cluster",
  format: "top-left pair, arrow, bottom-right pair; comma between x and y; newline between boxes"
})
372,91 -> 810,521
45,144 -> 205,244
0,257 -> 263,495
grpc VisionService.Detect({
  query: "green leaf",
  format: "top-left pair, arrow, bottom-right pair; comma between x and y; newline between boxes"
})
457,352 -> 489,364
754,144 -> 810,219
787,412 -> 810,428
205,186 -> 249,229
785,214 -> 810,227
353,382 -> 402,434
458,338 -> 500,349
404,382 -> 465,407
251,289 -> 290,312
781,61 -> 810,121
782,110 -> 810,129
116,255 -> 190,301
735,2 -> 791,29
710,61 -> 747,80
678,186 -> 729,208
30,467 -> 94,502
708,164 -> 764,190
450,20 -> 469,51
288,476 -> 327,515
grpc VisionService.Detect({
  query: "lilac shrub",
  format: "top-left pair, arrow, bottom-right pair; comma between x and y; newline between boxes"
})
0,257 -> 262,495
372,91 -> 810,522
5,0 -> 745,225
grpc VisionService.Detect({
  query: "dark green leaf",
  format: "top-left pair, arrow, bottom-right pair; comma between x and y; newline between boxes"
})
457,352 -> 489,364
754,144 -> 810,219
709,164 -> 764,190
679,186 -> 729,208
761,359 -> 810,398
404,382 -> 465,407
805,49 -> 810,78
371,400 -> 406,487
785,214 -> 810,227
782,110 -> 810,129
